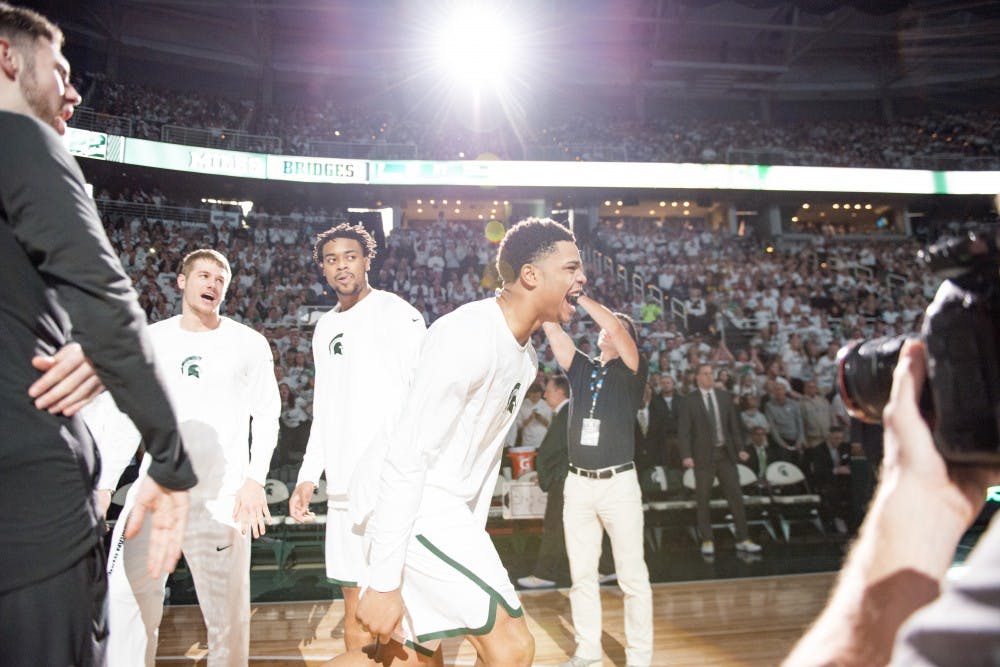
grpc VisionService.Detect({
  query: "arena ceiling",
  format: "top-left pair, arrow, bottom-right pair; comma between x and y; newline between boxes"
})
29,0 -> 1000,104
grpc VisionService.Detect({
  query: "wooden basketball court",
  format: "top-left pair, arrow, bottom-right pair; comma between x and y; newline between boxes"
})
155,572 -> 834,665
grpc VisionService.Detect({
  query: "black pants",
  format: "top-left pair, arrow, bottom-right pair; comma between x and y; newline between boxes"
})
534,479 -> 570,583
0,543 -> 108,666
695,447 -> 749,542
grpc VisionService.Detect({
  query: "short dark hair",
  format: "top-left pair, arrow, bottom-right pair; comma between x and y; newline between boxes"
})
547,374 -> 570,397
0,2 -> 63,48
313,223 -> 377,266
496,217 -> 575,285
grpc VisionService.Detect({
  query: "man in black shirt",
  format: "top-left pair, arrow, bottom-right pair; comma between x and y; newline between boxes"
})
543,300 -> 652,667
0,4 -> 196,664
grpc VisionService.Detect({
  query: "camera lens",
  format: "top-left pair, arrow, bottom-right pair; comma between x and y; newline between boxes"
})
836,335 -> 910,423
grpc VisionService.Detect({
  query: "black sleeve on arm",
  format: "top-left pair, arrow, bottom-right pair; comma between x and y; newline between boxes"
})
0,114 -> 196,491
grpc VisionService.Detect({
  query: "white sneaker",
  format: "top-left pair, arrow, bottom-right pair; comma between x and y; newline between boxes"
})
559,656 -> 602,667
735,539 -> 762,553
598,572 -> 617,584
517,575 -> 556,589
700,540 -> 715,555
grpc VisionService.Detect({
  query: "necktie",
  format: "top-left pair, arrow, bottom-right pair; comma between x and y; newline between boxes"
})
706,391 -> 721,445
758,446 -> 767,473
638,408 -> 649,436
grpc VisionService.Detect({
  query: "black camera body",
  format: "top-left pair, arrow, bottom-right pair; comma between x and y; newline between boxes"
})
838,232 -> 1000,463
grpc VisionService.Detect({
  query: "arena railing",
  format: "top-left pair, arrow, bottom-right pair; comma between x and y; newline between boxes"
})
524,144 -> 629,162
161,124 -> 283,154
304,140 -> 418,160
68,107 -> 132,136
726,146 -> 999,171
95,199 -> 214,227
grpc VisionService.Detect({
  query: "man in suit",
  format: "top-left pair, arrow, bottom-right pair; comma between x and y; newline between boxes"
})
745,425 -> 785,483
657,373 -> 683,489
634,382 -> 671,500
678,363 -> 762,556
518,375 -> 571,588
806,425 -> 852,533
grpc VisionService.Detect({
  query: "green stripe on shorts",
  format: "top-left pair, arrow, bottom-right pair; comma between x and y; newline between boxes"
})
325,576 -> 358,588
411,534 -> 524,646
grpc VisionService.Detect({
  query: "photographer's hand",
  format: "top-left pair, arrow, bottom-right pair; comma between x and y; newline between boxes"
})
784,339 -> 998,667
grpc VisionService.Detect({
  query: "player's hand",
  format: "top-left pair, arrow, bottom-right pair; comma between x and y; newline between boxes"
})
356,588 -> 404,644
124,477 -> 190,578
233,479 -> 271,538
289,481 -> 316,523
29,342 -> 104,416
96,488 -> 113,518
682,457 -> 695,469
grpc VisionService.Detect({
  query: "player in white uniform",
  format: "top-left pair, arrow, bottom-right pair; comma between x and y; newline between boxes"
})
96,249 -> 280,666
289,223 -> 425,651
329,218 -> 587,667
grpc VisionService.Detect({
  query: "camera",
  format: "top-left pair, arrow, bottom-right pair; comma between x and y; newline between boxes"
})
837,232 -> 1000,463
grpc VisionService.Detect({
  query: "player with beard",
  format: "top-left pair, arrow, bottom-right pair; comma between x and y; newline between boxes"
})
289,223 -> 426,652
326,218 -> 586,667
0,4 -> 195,664
96,249 -> 280,666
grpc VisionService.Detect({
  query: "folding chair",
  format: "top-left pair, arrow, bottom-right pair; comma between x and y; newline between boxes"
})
765,460 -> 825,541
736,463 -> 777,542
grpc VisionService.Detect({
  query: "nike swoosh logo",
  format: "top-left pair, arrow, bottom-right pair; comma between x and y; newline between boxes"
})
216,545 -> 231,551
411,317 -> 420,322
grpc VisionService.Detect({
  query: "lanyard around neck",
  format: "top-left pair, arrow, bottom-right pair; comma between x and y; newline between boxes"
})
588,362 -> 610,419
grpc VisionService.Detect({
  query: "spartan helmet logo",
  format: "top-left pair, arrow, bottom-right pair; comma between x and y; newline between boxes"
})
329,333 -> 345,356
180,355 -> 202,378
506,382 -> 522,414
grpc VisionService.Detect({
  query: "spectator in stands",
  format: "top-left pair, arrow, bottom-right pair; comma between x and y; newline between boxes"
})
805,425 -> 852,534
516,382 -> 552,449
634,381 -> 671,501
799,379 -> 834,449
766,384 -> 806,459
744,425 -> 783,483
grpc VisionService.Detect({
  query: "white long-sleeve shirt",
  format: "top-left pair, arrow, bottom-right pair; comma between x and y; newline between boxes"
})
364,298 -> 537,592
297,289 -> 426,504
92,316 -> 280,524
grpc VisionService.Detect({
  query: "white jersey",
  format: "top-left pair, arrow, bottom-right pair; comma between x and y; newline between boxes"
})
364,298 -> 538,592
95,316 -> 280,524
297,289 -> 426,502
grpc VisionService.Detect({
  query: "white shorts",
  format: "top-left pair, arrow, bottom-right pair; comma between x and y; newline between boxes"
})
324,505 -> 366,587
363,515 -> 523,656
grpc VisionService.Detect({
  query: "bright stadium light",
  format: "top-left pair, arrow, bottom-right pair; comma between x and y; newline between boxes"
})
433,3 -> 522,88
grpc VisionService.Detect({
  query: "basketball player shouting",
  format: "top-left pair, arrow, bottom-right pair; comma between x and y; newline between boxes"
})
329,218 -> 586,667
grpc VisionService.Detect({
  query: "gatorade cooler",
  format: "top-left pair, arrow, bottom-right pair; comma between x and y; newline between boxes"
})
507,446 -> 537,479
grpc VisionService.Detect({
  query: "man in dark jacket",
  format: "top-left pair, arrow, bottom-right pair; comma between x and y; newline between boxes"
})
0,5 -> 195,663
518,375 -> 571,588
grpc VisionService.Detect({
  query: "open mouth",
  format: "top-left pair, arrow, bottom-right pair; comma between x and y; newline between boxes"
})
200,292 -> 216,305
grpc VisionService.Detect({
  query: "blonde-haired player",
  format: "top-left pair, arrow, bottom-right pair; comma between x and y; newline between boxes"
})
96,248 -> 280,666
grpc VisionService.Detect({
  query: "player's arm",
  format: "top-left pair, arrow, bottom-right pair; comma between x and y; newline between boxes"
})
80,391 -> 142,516
1,116 -> 195,494
234,333 -> 281,538
576,294 -> 639,371
359,319 -> 482,642
290,331 -> 328,523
